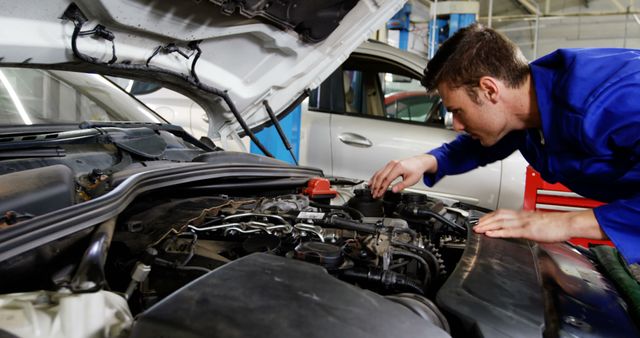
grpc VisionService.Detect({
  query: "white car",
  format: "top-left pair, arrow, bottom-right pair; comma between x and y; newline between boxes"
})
299,41 -> 527,210
129,42 -> 528,210
0,2 -> 636,338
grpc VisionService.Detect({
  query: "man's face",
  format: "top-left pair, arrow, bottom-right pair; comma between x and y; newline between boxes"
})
437,83 -> 508,147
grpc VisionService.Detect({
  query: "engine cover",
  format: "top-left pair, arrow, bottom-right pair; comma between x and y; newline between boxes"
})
131,253 -> 450,338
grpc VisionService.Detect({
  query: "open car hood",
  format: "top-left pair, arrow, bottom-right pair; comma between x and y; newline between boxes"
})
0,0 -> 405,137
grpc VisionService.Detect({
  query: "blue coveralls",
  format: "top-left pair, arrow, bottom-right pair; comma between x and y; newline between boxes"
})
424,48 -> 640,263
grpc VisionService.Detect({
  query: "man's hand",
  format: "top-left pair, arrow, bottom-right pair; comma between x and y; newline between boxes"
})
473,209 -> 607,242
368,154 -> 438,199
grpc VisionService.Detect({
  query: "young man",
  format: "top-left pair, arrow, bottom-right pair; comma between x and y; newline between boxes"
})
368,23 -> 640,264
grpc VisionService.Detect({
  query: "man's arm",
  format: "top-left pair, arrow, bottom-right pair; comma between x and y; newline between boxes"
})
423,131 -> 524,186
369,131 -> 524,198
473,209 -> 606,243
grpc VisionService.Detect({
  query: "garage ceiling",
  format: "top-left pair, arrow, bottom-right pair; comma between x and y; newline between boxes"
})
408,0 -> 639,60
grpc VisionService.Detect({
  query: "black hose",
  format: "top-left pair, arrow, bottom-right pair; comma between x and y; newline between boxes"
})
321,216 -> 377,233
392,241 -> 442,278
391,248 -> 432,289
155,258 -> 211,274
341,268 -> 424,295
398,205 -> 466,235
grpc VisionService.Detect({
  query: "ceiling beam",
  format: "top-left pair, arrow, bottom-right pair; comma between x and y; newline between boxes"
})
479,8 -> 640,22
514,0 -> 541,15
412,0 -> 433,7
544,0 -> 550,14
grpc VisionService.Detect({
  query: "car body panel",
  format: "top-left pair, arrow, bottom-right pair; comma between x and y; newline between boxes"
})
438,233 -> 640,337
131,41 -> 527,210
299,42 -> 527,210
0,0 -> 405,136
327,112 -> 501,207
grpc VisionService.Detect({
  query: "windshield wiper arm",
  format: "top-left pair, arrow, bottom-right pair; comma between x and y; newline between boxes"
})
0,147 -> 66,159
0,129 -> 101,151
78,121 -> 220,152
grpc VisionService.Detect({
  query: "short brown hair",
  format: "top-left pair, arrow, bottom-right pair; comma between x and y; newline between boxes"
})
422,23 -> 530,102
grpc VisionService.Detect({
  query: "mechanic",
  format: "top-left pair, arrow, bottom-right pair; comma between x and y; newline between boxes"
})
368,23 -> 640,264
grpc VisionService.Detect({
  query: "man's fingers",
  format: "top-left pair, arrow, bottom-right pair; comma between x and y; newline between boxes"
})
370,156 -> 428,198
485,227 -> 525,238
391,181 -> 406,193
374,173 -> 394,197
372,162 -> 403,198
474,211 -> 506,232
369,163 -> 394,197
473,221 -> 503,233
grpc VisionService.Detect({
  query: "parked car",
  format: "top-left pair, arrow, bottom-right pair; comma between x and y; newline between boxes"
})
300,41 -> 529,210
126,41 -> 528,210
0,2 -> 637,338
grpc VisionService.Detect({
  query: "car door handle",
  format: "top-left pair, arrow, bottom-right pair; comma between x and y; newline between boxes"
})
338,133 -> 372,148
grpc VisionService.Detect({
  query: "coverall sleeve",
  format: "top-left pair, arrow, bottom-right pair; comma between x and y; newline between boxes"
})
423,131 -> 524,187
583,83 -> 640,264
595,198 -> 640,264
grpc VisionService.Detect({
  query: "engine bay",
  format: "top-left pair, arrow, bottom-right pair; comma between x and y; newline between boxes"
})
0,126 -> 635,337
110,187 -> 475,312
0,165 -> 480,337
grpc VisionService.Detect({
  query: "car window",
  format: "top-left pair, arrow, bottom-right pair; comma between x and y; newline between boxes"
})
382,73 -> 443,124
308,59 -> 445,128
308,68 -> 345,112
309,68 -> 383,117
0,68 -> 160,125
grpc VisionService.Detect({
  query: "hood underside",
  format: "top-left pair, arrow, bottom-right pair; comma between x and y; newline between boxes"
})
0,0 -> 405,138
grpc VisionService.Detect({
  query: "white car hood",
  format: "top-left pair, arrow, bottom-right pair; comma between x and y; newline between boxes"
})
0,0 -> 405,137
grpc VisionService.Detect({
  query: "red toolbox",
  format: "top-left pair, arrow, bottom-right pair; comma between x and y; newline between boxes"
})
523,166 -> 612,247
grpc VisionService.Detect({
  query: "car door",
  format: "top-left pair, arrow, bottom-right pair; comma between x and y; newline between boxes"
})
304,58 -> 503,209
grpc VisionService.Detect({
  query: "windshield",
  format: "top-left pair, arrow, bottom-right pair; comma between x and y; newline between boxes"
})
0,68 -> 162,126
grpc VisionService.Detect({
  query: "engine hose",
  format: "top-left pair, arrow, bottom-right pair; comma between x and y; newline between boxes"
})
309,201 -> 364,220
398,205 -> 466,235
391,248 -> 432,289
341,268 -> 424,295
392,241 -> 442,278
321,216 -> 377,233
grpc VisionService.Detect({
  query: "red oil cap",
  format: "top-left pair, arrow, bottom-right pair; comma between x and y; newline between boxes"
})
303,178 -> 337,198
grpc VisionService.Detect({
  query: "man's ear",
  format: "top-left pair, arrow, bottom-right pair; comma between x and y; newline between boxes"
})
478,76 -> 499,103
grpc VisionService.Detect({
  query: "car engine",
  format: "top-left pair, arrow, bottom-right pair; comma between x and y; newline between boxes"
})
1,160 -> 635,338
98,184 -> 469,308
0,136 -> 479,337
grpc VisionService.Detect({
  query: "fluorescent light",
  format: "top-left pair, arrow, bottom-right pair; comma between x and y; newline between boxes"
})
0,69 -> 33,125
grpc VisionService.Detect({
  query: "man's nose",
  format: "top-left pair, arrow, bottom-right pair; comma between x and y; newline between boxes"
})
452,115 -> 464,132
